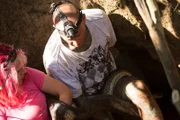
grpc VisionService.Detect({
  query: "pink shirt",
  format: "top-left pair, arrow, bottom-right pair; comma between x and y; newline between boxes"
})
0,67 -> 50,120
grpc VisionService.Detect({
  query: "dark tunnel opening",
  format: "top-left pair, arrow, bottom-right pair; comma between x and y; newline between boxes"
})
113,45 -> 180,120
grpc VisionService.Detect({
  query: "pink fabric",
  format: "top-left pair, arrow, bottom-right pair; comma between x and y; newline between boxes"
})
0,67 -> 50,120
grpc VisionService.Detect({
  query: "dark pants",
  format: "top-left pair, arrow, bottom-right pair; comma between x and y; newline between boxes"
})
47,51 -> 142,120
73,70 -> 140,120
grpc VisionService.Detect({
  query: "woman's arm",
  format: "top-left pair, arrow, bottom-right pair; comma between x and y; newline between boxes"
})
0,116 -> 6,120
41,75 -> 72,105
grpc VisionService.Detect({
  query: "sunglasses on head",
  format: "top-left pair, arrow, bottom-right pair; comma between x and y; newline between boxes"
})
0,48 -> 17,91
49,1 -> 82,39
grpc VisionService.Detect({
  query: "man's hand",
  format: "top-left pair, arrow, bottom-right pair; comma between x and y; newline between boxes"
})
47,94 -> 76,120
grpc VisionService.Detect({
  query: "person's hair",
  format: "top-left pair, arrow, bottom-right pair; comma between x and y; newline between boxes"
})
50,1 -> 81,21
0,42 -> 27,107
49,0 -> 79,15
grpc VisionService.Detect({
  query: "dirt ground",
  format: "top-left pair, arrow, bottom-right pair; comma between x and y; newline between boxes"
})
0,0 -> 180,119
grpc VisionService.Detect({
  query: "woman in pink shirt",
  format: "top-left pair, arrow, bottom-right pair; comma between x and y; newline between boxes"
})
0,42 -> 72,120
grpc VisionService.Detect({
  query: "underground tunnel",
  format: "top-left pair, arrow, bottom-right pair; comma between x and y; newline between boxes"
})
0,0 -> 180,119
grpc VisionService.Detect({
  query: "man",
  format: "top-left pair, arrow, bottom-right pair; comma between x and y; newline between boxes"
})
43,1 -> 163,120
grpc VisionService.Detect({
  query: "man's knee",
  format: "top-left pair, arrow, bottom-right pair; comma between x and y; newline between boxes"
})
126,80 -> 147,97
110,76 -> 163,119
125,79 -> 153,107
113,75 -> 139,101
125,79 -> 164,119
113,75 -> 152,105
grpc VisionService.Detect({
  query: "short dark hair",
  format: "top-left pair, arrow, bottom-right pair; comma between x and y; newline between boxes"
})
49,0 -> 79,14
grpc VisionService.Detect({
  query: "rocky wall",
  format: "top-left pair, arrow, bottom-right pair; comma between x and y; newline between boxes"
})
0,0 -> 180,72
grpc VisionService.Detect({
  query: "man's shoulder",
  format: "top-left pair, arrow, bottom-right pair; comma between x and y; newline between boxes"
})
44,29 -> 60,55
43,29 -> 61,66
82,9 -> 107,22
82,8 -> 105,15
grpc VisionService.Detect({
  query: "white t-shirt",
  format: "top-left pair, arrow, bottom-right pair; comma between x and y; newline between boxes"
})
43,9 -> 117,98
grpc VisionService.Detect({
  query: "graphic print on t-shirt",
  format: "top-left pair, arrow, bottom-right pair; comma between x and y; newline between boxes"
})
77,44 -> 114,95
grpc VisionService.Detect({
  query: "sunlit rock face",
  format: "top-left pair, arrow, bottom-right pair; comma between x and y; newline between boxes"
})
0,0 -> 180,119
0,0 -> 180,69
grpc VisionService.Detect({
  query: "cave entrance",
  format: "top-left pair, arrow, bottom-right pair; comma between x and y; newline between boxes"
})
113,44 -> 179,120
